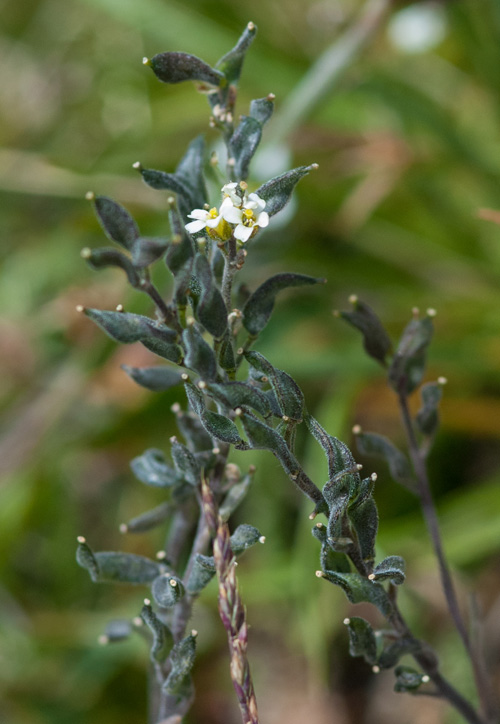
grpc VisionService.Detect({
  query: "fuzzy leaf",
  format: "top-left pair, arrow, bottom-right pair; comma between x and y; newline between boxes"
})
229,524 -> 262,554
152,573 -> 185,608
78,540 -> 163,584
345,617 -> 378,665
215,22 -> 257,86
122,365 -> 183,392
185,554 -> 216,594
93,195 -> 139,250
140,600 -> 173,662
131,449 -> 179,488
76,538 -> 99,581
122,502 -> 172,534
138,167 -> 195,220
338,298 -> 392,365
245,350 -> 304,420
354,430 -> 415,491
416,382 -> 442,437
205,381 -> 271,418
175,135 -> 208,211
219,471 -> 253,522
193,253 -> 228,339
394,665 -> 428,692
379,638 -> 423,669
149,52 -> 224,86
217,331 -> 236,375
171,438 -> 200,486
182,324 -> 217,381
305,414 -> 358,483
372,555 -> 406,585
82,247 -> 140,286
243,273 -> 324,336
320,570 -> 392,617
229,115 -> 262,180
131,236 -> 169,268
250,96 -> 274,126
184,383 -> 243,445
255,164 -> 317,217
348,497 -> 378,566
388,314 -> 434,395
163,632 -> 197,697
173,406 -> 213,452
167,206 -> 195,298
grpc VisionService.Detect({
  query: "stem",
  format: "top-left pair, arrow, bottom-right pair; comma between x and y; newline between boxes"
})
397,392 -> 496,722
140,275 -> 182,333
221,236 -> 237,313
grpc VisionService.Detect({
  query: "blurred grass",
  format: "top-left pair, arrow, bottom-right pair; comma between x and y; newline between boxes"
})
2,0 -> 500,722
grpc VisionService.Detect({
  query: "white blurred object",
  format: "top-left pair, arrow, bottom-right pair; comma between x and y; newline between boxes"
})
388,2 -> 448,54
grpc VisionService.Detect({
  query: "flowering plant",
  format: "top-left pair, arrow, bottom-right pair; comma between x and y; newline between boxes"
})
76,23 -> 496,724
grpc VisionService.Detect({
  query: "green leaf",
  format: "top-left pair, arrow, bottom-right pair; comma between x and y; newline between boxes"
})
305,414 -> 358,482
215,21 -> 257,86
416,381 -> 443,437
229,524 -> 262,554
81,247 -> 140,287
140,600 -> 173,662
379,638 -> 422,669
337,297 -> 392,366
372,555 -> 406,585
171,438 -> 200,486
173,404 -> 213,451
121,502 -> 172,534
138,167 -> 195,220
163,632 -> 197,697
76,537 -> 99,581
193,253 -> 228,339
228,115 -> 262,180
245,350 -> 304,421
152,573 -> 185,608
184,383 -> 243,445
394,665 -> 428,692
219,470 -> 254,522
353,429 -> 415,491
242,273 -> 324,336
185,554 -> 216,594
122,365 -> 183,392
166,205 -> 196,299
348,497 -> 378,566
92,195 -> 139,250
388,313 -> 434,395
345,617 -> 377,665
182,323 -> 217,381
255,164 -> 317,217
148,51 -> 224,86
131,236 -> 169,268
77,540 -> 163,584
130,449 -> 179,488
205,381 -> 271,418
175,135 -> 208,211
239,411 -> 323,505
319,570 -> 392,617
250,96 -> 274,126
217,330 -> 236,375
313,524 -> 351,573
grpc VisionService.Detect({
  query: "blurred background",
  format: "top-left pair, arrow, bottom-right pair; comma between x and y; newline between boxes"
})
2,0 -> 500,722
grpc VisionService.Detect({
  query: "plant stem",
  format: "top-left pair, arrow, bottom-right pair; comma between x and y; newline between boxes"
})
397,392 -> 497,722
222,237 -> 237,313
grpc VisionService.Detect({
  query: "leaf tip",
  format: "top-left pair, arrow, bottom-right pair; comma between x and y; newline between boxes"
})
85,191 -> 95,201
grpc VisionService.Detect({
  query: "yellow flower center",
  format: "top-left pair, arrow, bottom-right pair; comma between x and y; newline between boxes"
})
242,208 -> 255,226
209,207 -> 219,219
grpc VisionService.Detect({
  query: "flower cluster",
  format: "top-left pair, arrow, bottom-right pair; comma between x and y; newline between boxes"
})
185,182 -> 269,243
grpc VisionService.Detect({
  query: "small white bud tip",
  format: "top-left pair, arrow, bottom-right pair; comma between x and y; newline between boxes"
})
315,522 -> 325,529
132,617 -> 143,627
212,447 -> 220,455
156,551 -> 166,560
197,380 -> 207,390
142,57 -> 151,66
372,665 -> 380,674
77,536 -> 86,544
308,511 -> 317,520
132,161 -> 142,170
348,294 -> 358,305
181,373 -> 189,381
282,415 -> 290,422
234,407 -> 242,416
115,304 -> 124,312
352,424 -> 362,435
237,347 -> 244,355
371,473 -> 377,482
247,21 -> 255,30
186,316 -> 195,326
267,93 -> 276,101
356,463 -> 363,471
98,635 -> 109,645
169,435 -> 178,443
75,305 -> 85,313
438,376 -> 447,385
80,247 -> 91,259
191,629 -> 198,637
259,536 -> 266,544
169,578 -> 177,587
119,523 -> 128,534
343,618 -> 350,626
427,308 -> 437,317
171,403 -> 181,413
368,573 -> 376,580
248,465 -> 256,474
144,598 -> 151,606
311,163 -> 319,170
315,570 -> 324,578
422,675 -> 430,683
85,191 -> 95,201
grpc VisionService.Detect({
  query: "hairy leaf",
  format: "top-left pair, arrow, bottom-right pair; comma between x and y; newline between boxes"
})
93,195 -> 139,250
338,297 -> 392,365
255,164 -> 317,217
148,52 -> 224,86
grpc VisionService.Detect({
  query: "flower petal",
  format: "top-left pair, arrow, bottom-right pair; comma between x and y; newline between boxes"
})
185,218 -> 207,233
221,204 -> 243,224
256,211 -> 269,228
187,208 -> 209,221
247,193 -> 266,213
205,215 -> 222,228
234,224 -> 254,242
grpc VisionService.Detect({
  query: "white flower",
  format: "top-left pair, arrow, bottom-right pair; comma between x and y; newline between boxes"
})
185,206 -> 222,234
221,182 -> 242,206
220,193 -> 269,242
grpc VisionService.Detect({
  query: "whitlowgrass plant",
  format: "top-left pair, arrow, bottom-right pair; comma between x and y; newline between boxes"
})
76,23 -> 497,724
